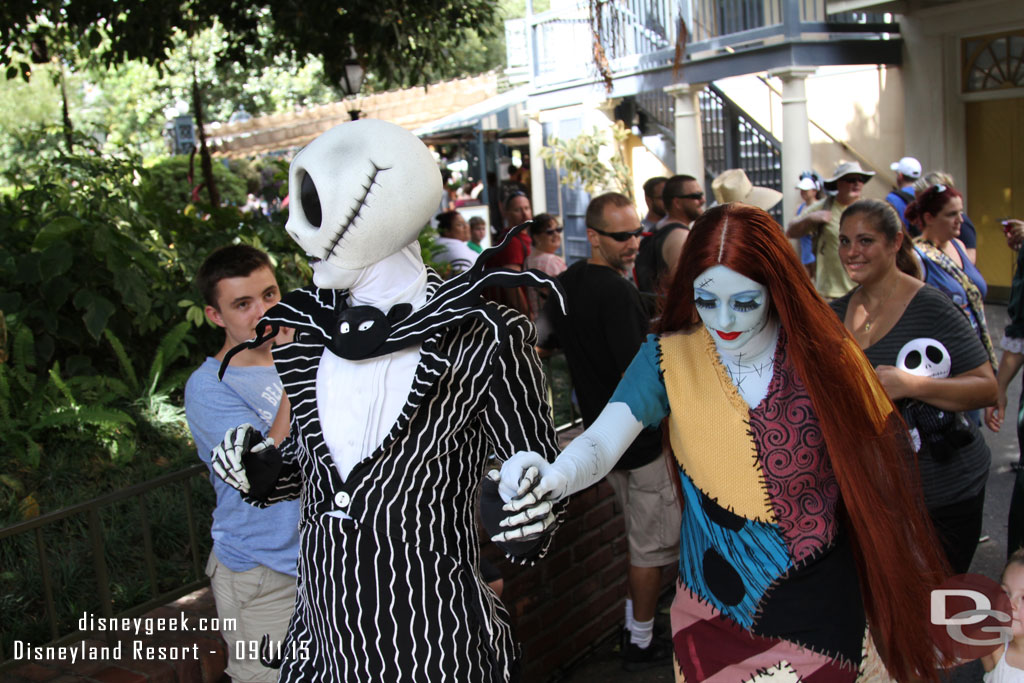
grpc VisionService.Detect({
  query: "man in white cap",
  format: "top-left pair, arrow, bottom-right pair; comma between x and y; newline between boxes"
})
886,156 -> 922,229
794,171 -> 824,280
787,160 -> 875,300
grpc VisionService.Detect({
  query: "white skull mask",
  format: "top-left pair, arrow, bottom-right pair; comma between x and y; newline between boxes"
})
896,338 -> 951,378
286,120 -> 442,287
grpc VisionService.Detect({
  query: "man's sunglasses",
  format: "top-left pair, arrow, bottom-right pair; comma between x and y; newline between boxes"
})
588,226 -> 644,242
543,227 -> 563,235
668,192 -> 704,200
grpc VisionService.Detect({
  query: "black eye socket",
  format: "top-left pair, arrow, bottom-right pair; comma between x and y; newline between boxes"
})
300,170 -> 322,228
926,344 -> 944,364
904,350 -> 922,370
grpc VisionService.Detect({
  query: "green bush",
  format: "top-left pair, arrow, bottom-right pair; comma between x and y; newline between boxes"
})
139,155 -> 248,208
0,146 -> 178,373
0,133 -> 310,376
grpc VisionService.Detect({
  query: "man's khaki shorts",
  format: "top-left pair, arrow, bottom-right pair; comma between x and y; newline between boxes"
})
606,453 -> 681,568
206,552 -> 297,683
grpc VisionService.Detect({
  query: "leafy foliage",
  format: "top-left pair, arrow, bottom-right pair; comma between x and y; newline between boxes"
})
538,121 -> 634,199
0,129 -> 309,374
140,155 -> 247,208
0,133 -> 174,371
1,1 -> 503,91
0,327 -> 134,471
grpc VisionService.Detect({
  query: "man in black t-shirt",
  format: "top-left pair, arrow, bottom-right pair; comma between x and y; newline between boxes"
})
538,193 -> 680,671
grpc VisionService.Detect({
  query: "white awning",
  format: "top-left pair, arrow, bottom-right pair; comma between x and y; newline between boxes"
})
414,86 -> 529,139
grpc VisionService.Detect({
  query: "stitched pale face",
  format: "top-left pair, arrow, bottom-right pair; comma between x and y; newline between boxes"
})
286,120 -> 442,289
693,265 -> 770,351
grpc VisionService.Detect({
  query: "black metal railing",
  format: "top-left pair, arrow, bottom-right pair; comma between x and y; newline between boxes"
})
631,84 -> 783,223
0,464 -> 213,667
699,83 -> 783,222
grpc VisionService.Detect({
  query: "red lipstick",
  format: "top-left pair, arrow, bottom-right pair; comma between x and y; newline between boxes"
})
716,331 -> 741,340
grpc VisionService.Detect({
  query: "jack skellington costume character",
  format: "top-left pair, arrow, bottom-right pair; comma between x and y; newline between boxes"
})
211,120 -> 563,682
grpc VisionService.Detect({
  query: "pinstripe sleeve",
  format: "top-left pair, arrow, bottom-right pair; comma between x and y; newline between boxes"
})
480,306 -> 565,561
480,308 -> 560,461
237,341 -> 312,509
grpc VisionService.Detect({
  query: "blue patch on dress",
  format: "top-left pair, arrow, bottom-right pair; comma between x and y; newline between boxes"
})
609,335 -> 669,429
677,470 -> 791,628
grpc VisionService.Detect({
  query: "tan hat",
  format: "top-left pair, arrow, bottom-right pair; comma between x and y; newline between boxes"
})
711,169 -> 783,211
825,160 -> 876,184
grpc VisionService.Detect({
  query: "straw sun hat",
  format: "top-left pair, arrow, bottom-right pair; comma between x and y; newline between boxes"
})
711,169 -> 783,211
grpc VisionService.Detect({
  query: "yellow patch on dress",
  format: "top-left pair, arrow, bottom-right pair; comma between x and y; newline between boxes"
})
660,328 -> 775,523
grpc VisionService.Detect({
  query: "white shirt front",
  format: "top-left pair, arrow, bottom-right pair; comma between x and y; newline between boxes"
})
314,246 -> 429,518
318,344 -> 421,482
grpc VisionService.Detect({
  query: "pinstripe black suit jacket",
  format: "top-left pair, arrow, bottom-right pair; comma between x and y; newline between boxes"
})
247,283 -> 561,682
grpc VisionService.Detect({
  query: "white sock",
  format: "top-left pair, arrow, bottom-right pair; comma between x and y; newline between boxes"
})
624,599 -> 635,632
630,617 -> 654,649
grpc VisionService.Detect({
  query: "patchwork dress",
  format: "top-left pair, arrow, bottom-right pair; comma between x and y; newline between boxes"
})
611,326 -> 875,682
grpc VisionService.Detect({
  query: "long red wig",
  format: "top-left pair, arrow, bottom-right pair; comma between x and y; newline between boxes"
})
657,203 -> 953,681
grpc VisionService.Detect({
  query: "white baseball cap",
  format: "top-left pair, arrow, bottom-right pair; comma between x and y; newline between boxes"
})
795,177 -> 818,191
890,156 -> 922,179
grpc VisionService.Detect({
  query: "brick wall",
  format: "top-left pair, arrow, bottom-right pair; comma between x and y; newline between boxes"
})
485,480 -> 631,681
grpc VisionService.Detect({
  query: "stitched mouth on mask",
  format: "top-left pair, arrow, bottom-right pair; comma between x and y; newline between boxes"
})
322,162 -> 391,262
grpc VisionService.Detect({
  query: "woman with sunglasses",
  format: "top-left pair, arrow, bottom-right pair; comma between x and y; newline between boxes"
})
524,213 -> 567,317
906,184 -> 997,368
493,203 -> 956,681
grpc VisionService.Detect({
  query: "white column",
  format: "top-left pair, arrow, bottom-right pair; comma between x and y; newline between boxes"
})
528,113 -> 547,215
768,66 -> 816,223
664,83 -> 706,177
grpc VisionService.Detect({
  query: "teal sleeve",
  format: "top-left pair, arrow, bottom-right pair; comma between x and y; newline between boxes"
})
609,334 -> 669,429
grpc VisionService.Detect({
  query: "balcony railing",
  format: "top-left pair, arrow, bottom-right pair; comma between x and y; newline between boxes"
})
516,0 -> 898,90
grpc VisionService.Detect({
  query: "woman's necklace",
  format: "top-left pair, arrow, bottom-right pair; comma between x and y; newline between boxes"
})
861,284 -> 896,332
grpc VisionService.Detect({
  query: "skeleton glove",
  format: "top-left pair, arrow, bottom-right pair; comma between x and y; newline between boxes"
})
211,424 -> 278,496
488,402 -> 646,542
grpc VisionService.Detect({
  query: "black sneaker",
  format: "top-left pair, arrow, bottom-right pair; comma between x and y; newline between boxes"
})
622,635 -> 673,672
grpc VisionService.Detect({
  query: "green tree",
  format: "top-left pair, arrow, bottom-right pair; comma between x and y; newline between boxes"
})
1,1 -> 507,205
1,1 -> 504,91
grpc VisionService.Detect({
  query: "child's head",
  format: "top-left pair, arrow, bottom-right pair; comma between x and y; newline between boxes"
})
1002,550 -> 1024,636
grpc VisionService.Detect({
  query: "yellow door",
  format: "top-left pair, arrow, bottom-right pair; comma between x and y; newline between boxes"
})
966,96 -> 1024,293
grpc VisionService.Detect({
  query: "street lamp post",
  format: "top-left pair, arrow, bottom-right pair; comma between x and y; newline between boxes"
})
338,47 -> 365,121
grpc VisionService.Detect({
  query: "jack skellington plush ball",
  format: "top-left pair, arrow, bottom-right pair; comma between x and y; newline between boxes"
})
210,120 -> 565,683
895,337 -> 971,457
